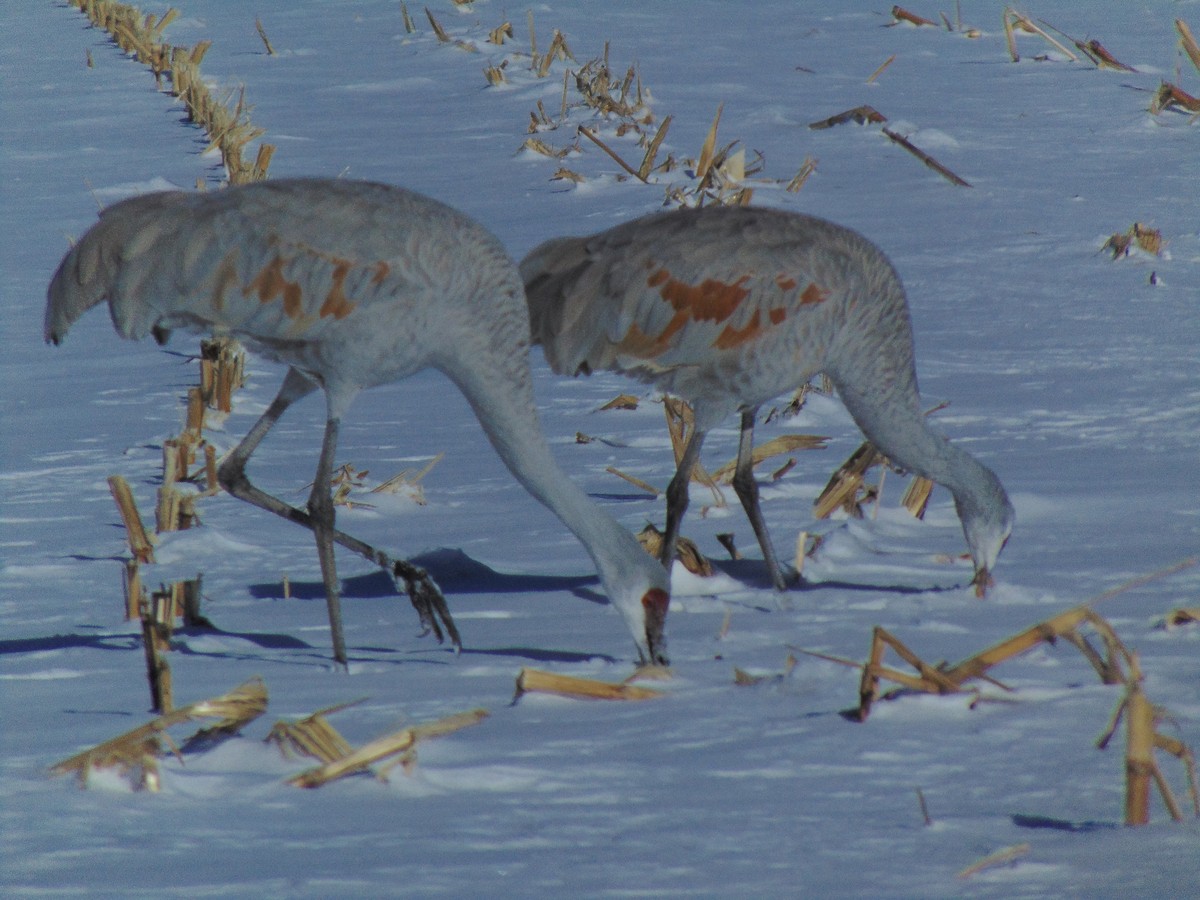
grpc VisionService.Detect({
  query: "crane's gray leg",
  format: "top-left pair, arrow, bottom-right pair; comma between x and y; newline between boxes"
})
218,368 -> 318,517
308,415 -> 348,667
661,428 -> 707,572
217,369 -> 461,654
731,408 -> 795,591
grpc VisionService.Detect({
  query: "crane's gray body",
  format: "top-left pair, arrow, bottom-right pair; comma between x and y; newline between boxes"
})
47,179 -> 525,410
524,205 -> 917,433
522,205 -> 1014,592
47,179 -> 670,664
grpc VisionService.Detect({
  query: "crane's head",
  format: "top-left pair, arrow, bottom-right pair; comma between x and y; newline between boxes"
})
638,587 -> 670,666
955,469 -> 1015,598
601,555 -> 671,666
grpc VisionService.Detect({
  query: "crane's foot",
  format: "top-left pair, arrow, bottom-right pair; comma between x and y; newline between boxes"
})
766,561 -> 804,594
392,560 -> 462,651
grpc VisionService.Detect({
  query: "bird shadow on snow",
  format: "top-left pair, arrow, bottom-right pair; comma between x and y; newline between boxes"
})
0,626 -> 313,658
705,557 -> 963,597
249,547 -> 603,602
249,548 -> 620,664
250,547 -> 959,608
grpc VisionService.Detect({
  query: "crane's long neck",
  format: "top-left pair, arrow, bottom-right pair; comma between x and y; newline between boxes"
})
440,354 -> 666,651
835,376 -> 1002,513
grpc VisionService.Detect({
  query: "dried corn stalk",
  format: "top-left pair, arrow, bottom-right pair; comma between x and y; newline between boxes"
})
808,106 -> 887,130
785,156 -> 818,193
891,6 -> 937,28
287,708 -> 489,787
957,844 -> 1032,879
515,667 -> 665,701
710,434 -> 828,484
1076,39 -> 1136,72
1150,81 -> 1200,115
266,698 -> 365,764
369,452 -> 444,506
521,136 -> 567,158
605,467 -> 660,497
108,475 -> 156,563
662,397 -> 722,505
882,127 -> 972,187
1104,222 -> 1164,258
578,126 -> 645,182
813,441 -> 883,519
1178,19 -> 1200,74
69,0 -> 276,184
1162,607 -> 1200,629
637,523 -> 712,576
1100,685 -> 1200,825
550,168 -> 586,185
900,476 -> 934,518
837,558 -> 1198,720
122,558 -> 145,620
487,21 -> 513,45
50,678 -> 268,790
599,393 -> 640,411
1002,8 -> 1077,63
734,653 -> 797,687
637,115 -> 672,180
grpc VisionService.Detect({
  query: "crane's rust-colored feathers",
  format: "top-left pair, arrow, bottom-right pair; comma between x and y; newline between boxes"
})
46,180 -> 482,365
522,207 -> 855,395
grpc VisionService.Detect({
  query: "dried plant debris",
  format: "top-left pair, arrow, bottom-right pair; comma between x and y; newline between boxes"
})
1150,81 -> 1200,115
1002,9 -> 1078,63
957,844 -> 1032,879
1178,19 -> 1200,74
50,678 -> 268,791
599,393 -> 640,411
709,434 -> 828,484
66,0 -> 275,184
1103,223 -> 1164,259
882,127 -> 971,187
108,475 -> 157,563
605,467 -> 660,497
792,560 -> 1200,824
813,441 -> 884,519
369,453 -> 444,506
808,561 -> 1197,721
515,667 -> 666,701
808,105 -> 968,187
890,6 -> 938,28
733,653 -> 797,687
287,709 -> 490,788
637,523 -> 712,576
1099,685 -> 1200,824
1161,607 -> 1200,629
808,105 -> 888,130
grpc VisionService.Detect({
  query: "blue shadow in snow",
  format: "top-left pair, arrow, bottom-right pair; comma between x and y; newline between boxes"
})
249,547 -> 604,603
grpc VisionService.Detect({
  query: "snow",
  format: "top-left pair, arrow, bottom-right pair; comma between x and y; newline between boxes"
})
3,1 -> 1199,896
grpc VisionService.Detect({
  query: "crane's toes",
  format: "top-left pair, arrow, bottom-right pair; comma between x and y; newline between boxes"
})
394,562 -> 462,651
771,563 -> 804,592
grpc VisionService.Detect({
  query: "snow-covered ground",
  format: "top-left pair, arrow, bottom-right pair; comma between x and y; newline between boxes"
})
3,2 -> 1198,895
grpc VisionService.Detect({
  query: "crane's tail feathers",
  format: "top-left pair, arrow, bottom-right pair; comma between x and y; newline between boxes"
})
45,191 -> 191,345
519,235 -> 604,375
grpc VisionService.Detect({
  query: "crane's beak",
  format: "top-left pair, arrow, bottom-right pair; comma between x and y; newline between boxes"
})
972,566 -> 995,598
642,588 -> 670,666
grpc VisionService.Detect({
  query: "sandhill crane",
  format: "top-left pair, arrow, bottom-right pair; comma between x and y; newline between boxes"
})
521,204 -> 1014,595
46,178 -> 670,667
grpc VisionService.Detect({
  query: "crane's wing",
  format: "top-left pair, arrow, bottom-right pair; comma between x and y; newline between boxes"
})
46,180 -> 473,348
521,206 -> 837,381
